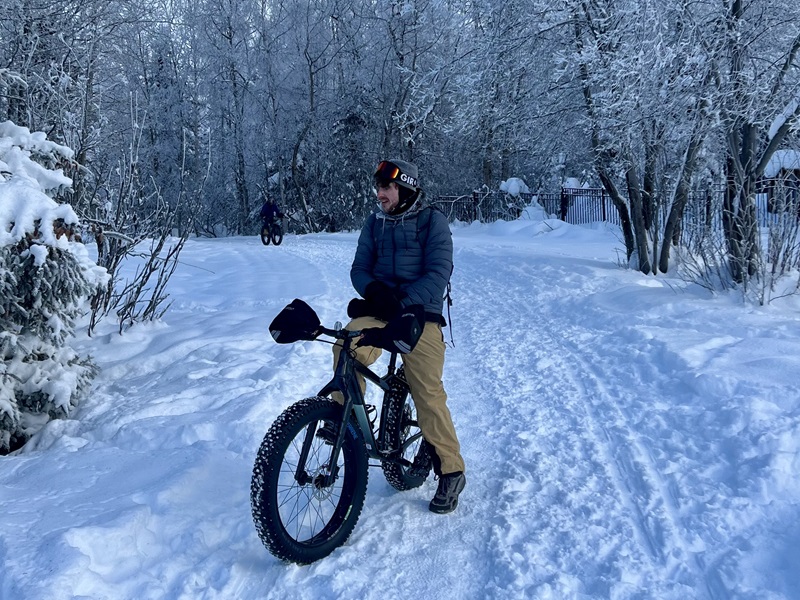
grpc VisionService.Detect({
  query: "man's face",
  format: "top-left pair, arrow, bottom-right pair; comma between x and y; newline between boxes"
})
376,181 -> 400,213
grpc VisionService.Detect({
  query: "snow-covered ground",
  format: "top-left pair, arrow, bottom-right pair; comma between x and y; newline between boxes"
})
3,208 -> 800,599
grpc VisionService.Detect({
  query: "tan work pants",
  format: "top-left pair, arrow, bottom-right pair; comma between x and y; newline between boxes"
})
332,316 -> 465,475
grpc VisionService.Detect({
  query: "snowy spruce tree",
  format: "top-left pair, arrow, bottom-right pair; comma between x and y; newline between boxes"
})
0,121 -> 107,454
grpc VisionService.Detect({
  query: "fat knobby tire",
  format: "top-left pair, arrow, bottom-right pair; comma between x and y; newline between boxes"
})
251,397 -> 368,564
381,370 -> 429,490
271,223 -> 283,246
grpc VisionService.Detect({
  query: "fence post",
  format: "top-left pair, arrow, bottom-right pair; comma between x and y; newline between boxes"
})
601,189 -> 607,222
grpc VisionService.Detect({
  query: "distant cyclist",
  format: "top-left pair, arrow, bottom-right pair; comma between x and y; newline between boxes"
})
260,197 -> 283,229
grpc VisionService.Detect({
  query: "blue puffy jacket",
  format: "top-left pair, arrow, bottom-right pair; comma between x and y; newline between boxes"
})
260,202 -> 278,221
351,200 -> 453,321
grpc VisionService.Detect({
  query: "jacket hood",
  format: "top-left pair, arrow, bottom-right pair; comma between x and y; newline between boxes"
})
375,191 -> 427,222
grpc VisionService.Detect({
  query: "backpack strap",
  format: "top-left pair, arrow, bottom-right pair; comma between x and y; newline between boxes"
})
419,205 -> 456,347
444,278 -> 454,348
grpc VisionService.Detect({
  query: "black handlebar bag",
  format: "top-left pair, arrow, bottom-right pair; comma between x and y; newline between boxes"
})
269,299 -> 321,343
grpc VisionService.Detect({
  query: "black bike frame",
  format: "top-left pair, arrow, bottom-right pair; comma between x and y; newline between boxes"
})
306,329 -> 422,485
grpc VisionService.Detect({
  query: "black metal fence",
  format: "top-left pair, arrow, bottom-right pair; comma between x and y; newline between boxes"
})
538,189 -> 622,226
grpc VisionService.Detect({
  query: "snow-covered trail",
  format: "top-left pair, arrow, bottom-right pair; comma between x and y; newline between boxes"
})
5,228 -> 799,600
444,232 -> 797,599
447,237 -> 705,598
208,232 -> 704,599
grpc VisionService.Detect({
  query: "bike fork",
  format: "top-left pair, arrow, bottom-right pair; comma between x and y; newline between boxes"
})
292,419 -> 342,487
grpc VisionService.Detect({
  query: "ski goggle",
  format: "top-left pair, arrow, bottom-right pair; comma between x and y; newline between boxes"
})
374,161 -> 401,184
373,161 -> 417,189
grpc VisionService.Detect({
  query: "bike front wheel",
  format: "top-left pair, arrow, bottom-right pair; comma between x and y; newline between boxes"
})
260,225 -> 271,245
270,223 -> 283,246
251,397 -> 368,564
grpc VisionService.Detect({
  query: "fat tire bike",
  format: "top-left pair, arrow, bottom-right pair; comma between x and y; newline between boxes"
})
260,221 -> 283,246
250,313 -> 431,564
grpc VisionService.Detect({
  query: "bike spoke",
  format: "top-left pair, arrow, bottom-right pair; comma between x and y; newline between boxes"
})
273,423 -> 347,543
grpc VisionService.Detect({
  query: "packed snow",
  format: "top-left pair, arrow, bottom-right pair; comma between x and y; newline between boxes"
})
2,206 -> 800,600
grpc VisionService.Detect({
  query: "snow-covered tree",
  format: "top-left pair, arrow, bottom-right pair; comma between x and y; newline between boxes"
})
535,0 -> 718,274
713,0 -> 800,286
0,120 -> 107,454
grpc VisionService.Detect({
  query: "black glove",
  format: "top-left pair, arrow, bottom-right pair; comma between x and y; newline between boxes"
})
347,298 -> 370,319
365,281 -> 406,321
355,327 -> 384,349
356,305 -> 425,354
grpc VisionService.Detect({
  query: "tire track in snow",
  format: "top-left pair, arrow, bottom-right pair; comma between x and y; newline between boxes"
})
444,244 -> 645,597
569,314 -> 752,599
448,242 -> 725,598
516,257 -> 730,600
534,320 -> 727,599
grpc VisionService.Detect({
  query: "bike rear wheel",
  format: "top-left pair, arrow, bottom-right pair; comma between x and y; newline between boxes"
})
270,223 -> 283,246
381,370 -> 429,490
251,397 -> 368,564
260,225 -> 271,245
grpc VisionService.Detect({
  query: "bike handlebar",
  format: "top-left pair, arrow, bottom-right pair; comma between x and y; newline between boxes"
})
316,326 -> 362,341
315,325 -> 400,362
